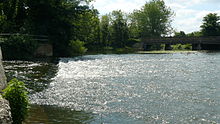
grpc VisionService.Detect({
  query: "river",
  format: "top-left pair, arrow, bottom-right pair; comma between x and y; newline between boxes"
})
3,52 -> 220,123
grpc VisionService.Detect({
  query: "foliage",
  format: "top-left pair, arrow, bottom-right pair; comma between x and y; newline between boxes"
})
200,13 -> 220,36
2,78 -> 29,124
100,15 -> 111,47
127,12 -> 141,39
172,44 -> 192,50
69,40 -> 87,56
174,31 -> 186,37
76,9 -> 101,50
1,35 -> 38,60
187,31 -> 202,37
0,0 -> 177,55
0,0 -> 94,57
111,10 -> 129,48
132,0 -> 174,38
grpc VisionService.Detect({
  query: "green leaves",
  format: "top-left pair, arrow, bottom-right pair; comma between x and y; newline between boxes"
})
69,40 -> 87,56
1,35 -> 38,60
2,78 -> 29,124
131,0 -> 174,38
111,10 -> 129,48
200,13 -> 220,36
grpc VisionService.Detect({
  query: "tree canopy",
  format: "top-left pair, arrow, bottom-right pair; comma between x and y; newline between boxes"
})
0,0 -> 177,58
200,13 -> 220,36
131,0 -> 174,38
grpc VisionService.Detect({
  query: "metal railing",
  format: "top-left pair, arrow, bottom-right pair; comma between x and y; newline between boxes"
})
0,33 -> 49,42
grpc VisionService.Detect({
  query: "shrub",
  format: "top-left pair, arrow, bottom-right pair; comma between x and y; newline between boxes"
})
1,35 -> 38,60
2,78 -> 29,124
172,44 -> 192,50
183,44 -> 192,50
69,40 -> 87,56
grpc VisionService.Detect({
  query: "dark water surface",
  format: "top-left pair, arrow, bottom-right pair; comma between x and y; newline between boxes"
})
4,53 -> 220,123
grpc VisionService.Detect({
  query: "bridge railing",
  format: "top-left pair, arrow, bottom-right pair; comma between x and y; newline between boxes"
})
0,33 -> 49,43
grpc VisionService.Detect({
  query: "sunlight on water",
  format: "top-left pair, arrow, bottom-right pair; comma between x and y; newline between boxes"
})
5,53 -> 220,123
28,53 -> 220,123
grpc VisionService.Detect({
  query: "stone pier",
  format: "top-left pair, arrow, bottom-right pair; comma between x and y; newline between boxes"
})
0,46 -> 12,124
192,44 -> 202,50
0,47 -> 7,90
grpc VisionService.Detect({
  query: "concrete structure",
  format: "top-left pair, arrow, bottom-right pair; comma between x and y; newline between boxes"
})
142,36 -> 220,50
0,98 -> 12,124
0,47 -> 6,90
0,34 -> 53,57
0,46 -> 12,124
34,43 -> 53,57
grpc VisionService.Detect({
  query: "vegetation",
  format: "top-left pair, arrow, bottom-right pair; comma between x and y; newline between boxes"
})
0,0 -> 175,59
1,35 -> 38,60
201,13 -> 220,36
69,40 -> 87,56
1,0 -> 220,59
2,78 -> 29,124
132,0 -> 174,38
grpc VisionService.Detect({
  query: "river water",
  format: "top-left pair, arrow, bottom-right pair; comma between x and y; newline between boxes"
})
3,52 -> 220,123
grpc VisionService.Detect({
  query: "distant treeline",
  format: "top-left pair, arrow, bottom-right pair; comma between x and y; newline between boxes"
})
0,0 -> 219,59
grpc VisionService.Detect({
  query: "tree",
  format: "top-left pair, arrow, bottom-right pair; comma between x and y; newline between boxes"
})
75,9 -> 101,50
111,10 -> 129,48
100,15 -> 111,47
174,31 -> 186,37
187,31 -> 202,37
200,13 -> 220,36
133,0 -> 174,38
0,0 -> 28,32
128,11 -> 141,39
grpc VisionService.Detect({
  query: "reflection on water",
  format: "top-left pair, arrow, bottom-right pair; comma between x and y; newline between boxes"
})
24,105 -> 94,124
4,53 -> 220,123
4,61 -> 58,93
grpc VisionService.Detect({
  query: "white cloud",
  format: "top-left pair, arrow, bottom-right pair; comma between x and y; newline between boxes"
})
91,0 -> 146,14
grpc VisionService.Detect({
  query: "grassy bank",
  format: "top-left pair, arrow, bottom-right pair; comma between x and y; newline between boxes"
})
136,50 -> 210,54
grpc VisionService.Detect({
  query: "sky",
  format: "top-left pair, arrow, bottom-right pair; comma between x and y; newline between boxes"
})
91,0 -> 220,33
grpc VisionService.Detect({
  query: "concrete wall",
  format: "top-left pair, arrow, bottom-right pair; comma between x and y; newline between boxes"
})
0,97 -> 12,124
34,43 -> 53,57
0,46 -> 6,90
0,46 -> 12,124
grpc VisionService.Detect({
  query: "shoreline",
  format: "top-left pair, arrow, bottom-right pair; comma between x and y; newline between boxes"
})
136,50 -> 199,54
135,50 -> 218,54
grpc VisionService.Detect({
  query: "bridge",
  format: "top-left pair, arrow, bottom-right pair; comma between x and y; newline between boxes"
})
0,33 -> 53,57
142,36 -> 220,50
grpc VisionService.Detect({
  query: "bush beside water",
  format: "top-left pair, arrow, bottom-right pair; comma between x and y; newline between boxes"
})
2,78 -> 29,124
69,40 -> 87,56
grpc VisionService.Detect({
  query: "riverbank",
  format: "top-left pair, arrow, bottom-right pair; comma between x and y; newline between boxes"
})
136,50 -> 199,54
86,49 -> 212,55
136,50 -> 220,54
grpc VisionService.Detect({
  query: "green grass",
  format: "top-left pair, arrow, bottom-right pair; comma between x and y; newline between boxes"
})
137,50 -> 198,54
